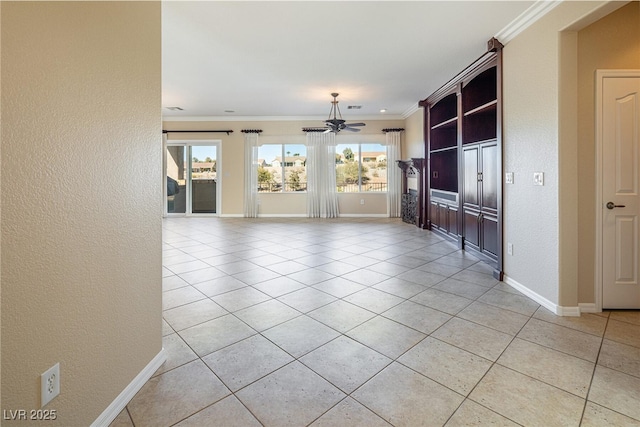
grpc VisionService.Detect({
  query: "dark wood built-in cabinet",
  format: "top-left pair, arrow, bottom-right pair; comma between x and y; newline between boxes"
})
419,38 -> 503,279
462,142 -> 498,260
427,91 -> 459,239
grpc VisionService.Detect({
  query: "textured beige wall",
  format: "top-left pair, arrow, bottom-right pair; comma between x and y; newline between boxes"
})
576,1 -> 640,303
502,1 -> 610,305
558,28 -> 580,307
1,2 -> 162,425
259,193 -> 307,216
164,118 -> 403,216
403,109 -> 425,160
338,193 -> 388,215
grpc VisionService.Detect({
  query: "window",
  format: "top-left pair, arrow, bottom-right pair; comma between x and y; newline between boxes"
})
336,143 -> 387,192
258,144 -> 307,192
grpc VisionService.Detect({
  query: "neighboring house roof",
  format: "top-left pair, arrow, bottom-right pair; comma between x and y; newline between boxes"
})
273,156 -> 307,163
192,162 -> 215,169
361,152 -> 386,159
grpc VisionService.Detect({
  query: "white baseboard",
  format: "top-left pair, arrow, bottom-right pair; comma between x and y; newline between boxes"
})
339,214 -> 389,218
556,306 -> 581,317
91,348 -> 167,427
579,303 -> 599,313
216,213 -> 391,219
257,214 -> 307,218
502,275 -> 580,317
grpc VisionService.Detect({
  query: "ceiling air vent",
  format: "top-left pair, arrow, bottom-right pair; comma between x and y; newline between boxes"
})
347,105 -> 362,110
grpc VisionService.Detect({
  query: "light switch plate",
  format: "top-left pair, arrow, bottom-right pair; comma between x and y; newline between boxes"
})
533,172 -> 544,186
505,172 -> 514,184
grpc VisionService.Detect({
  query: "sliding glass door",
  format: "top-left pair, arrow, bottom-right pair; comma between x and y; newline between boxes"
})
190,145 -> 217,213
165,141 -> 220,216
166,145 -> 187,214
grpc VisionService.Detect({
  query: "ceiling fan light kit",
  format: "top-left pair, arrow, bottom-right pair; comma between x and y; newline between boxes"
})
322,93 -> 366,133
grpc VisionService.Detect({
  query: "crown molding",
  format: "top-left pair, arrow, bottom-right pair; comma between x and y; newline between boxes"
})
401,102 -> 420,119
162,114 -> 404,122
495,0 -> 563,45
163,115 -> 324,122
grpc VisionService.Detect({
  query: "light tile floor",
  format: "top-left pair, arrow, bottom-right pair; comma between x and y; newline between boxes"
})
112,217 -> 640,427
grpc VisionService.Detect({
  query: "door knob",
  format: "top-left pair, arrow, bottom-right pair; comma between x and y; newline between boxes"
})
606,202 -> 626,209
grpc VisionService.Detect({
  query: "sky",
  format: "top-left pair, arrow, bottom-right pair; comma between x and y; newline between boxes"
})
258,143 -> 384,162
258,144 -> 307,162
187,142 -> 385,163
191,145 -> 217,162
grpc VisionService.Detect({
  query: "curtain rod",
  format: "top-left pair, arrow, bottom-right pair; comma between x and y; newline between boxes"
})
163,130 -> 233,135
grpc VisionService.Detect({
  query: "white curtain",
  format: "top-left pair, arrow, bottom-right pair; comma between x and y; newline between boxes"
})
385,131 -> 402,218
243,132 -> 259,217
306,131 -> 339,218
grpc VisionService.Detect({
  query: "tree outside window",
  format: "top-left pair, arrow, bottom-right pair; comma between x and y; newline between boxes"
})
336,143 -> 387,192
257,144 -> 307,192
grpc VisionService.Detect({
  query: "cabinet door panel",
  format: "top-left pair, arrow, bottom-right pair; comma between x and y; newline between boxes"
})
439,204 -> 449,232
481,214 -> 498,259
463,147 -> 479,206
463,209 -> 480,249
481,143 -> 498,211
448,206 -> 458,236
430,202 -> 440,229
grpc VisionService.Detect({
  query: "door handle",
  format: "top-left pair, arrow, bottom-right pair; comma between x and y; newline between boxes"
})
606,202 -> 626,209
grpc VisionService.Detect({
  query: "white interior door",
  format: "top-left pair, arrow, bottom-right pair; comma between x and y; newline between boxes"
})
601,74 -> 640,309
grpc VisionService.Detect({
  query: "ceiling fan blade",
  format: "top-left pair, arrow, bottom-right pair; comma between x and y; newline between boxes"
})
323,128 -> 333,134
342,127 -> 361,132
346,123 -> 366,127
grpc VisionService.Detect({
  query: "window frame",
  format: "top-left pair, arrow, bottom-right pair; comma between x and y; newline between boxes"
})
335,141 -> 388,193
257,142 -> 307,193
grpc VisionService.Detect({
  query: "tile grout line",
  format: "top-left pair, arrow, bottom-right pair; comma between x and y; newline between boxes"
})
154,218 -> 638,426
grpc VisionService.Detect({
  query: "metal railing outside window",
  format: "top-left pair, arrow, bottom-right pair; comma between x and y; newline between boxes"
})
258,181 -> 308,192
336,182 -> 387,192
258,181 -> 386,193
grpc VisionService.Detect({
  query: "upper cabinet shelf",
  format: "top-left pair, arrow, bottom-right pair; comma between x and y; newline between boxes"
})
430,93 -> 458,127
430,121 -> 457,151
431,116 -> 457,130
464,99 -> 497,117
462,66 -> 497,114
462,65 -> 498,145
463,102 -> 497,144
429,92 -> 458,151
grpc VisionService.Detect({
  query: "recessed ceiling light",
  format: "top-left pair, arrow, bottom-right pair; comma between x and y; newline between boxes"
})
166,106 -> 184,111
224,110 -> 235,113
380,109 -> 387,113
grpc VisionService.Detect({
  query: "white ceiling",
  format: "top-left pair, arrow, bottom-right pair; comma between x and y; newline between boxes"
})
162,1 -> 535,121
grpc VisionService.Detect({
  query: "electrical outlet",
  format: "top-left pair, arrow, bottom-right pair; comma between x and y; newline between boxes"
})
41,363 -> 60,407
507,243 -> 514,256
360,199 -> 365,205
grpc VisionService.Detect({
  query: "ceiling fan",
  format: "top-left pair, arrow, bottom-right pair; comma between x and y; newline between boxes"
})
321,93 -> 366,133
